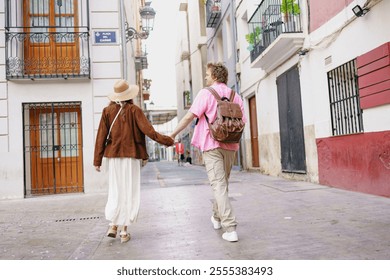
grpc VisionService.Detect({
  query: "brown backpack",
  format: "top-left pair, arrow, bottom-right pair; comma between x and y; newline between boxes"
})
204,87 -> 245,143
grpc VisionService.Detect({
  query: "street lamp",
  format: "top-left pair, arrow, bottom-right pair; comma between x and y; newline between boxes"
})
140,2 -> 156,33
126,2 -> 156,42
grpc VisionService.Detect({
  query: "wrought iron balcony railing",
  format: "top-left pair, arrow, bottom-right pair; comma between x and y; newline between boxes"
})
206,0 -> 222,28
6,31 -> 90,79
248,0 -> 302,62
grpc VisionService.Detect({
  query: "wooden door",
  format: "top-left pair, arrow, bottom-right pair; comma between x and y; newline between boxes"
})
249,95 -> 259,167
29,105 -> 83,194
23,0 -> 79,75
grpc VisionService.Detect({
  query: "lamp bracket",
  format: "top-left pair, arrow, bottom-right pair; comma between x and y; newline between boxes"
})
125,24 -> 149,42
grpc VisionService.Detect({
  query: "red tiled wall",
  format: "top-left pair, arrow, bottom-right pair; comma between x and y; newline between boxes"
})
357,42 -> 390,109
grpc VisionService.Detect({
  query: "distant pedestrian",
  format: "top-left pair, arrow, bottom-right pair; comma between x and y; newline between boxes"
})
185,150 -> 192,165
175,139 -> 185,166
94,79 -> 174,243
170,62 -> 246,242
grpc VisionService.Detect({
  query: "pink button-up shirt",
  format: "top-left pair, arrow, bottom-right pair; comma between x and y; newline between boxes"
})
189,82 -> 246,152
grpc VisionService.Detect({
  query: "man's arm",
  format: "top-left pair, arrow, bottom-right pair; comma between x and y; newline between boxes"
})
170,111 -> 196,139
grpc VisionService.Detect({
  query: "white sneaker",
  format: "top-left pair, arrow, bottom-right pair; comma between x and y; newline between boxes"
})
222,231 -> 238,242
210,216 -> 222,229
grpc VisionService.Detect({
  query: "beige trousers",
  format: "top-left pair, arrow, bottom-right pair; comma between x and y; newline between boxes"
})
203,148 -> 237,232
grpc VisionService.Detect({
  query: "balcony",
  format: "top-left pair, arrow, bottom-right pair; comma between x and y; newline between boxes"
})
5,0 -> 90,80
206,0 -> 221,28
6,32 -> 90,79
247,0 -> 304,72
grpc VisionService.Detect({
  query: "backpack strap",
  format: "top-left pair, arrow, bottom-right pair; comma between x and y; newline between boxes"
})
208,87 -> 236,102
203,87 -> 220,124
206,87 -> 221,100
229,90 -> 235,102
198,87 -> 235,125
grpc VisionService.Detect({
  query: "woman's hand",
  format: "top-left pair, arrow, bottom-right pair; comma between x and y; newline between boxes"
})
95,166 -> 101,172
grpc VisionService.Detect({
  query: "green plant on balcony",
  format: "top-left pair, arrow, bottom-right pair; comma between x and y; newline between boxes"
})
280,0 -> 301,15
280,0 -> 301,28
245,26 -> 262,51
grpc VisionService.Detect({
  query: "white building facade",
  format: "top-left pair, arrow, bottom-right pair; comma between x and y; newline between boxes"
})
0,0 -> 153,199
233,0 -> 390,196
202,0 -> 389,197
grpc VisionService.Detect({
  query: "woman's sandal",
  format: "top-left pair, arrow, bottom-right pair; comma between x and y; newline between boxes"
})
106,226 -> 118,238
120,231 -> 131,243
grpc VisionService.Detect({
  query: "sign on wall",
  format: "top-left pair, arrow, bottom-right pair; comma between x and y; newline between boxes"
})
94,31 -> 117,44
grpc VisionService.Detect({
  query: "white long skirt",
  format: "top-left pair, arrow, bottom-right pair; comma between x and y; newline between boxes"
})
105,157 -> 141,226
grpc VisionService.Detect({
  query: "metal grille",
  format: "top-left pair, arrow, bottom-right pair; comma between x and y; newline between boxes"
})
5,0 -> 90,79
327,59 -> 364,136
23,102 -> 84,196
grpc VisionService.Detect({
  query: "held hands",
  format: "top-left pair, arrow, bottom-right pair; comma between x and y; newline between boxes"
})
169,133 -> 176,144
164,134 -> 175,147
166,136 -> 175,147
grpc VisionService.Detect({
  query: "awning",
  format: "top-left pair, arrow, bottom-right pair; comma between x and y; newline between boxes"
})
145,108 -> 177,125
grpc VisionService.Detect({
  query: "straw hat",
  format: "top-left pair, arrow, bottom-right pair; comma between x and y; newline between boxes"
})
108,80 -> 139,102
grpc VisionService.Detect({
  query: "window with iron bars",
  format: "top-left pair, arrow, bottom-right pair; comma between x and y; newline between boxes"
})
5,0 -> 90,80
327,59 -> 364,136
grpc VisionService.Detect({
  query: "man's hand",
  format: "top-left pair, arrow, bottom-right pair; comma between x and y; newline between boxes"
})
95,166 -> 101,172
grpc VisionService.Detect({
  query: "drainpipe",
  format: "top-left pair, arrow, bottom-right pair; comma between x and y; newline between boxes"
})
119,0 -> 128,79
232,0 -> 244,170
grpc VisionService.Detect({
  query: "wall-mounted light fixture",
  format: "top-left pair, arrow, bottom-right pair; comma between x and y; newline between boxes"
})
126,2 -> 156,42
352,5 -> 369,17
298,48 -> 309,56
140,2 -> 156,33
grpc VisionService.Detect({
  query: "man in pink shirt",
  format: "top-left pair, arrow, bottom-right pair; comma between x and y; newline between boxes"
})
170,62 -> 246,242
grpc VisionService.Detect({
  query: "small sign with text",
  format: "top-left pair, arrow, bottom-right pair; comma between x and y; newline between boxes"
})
94,31 -> 116,44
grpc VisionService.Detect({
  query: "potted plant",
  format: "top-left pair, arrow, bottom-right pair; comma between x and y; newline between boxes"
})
280,0 -> 300,30
281,0 -> 300,14
245,26 -> 261,51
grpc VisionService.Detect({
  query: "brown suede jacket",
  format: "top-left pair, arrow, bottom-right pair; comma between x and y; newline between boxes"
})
93,102 -> 174,166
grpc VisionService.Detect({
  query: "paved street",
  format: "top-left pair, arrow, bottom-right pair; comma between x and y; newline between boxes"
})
0,161 -> 389,260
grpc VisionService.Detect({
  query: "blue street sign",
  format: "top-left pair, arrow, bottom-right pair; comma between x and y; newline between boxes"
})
94,31 -> 116,44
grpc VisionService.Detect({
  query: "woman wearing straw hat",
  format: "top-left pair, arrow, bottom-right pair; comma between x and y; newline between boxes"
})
94,79 -> 174,243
